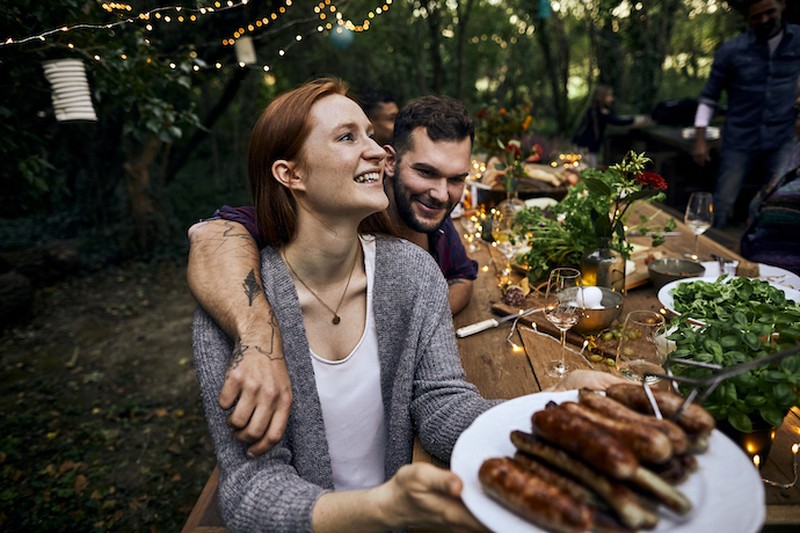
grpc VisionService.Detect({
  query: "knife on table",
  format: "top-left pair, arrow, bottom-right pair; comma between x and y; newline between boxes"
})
456,307 -> 542,338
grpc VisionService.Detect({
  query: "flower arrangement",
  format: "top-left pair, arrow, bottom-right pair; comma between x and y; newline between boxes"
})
581,151 -> 671,252
474,103 -> 535,156
495,139 -> 542,192
514,151 -> 675,282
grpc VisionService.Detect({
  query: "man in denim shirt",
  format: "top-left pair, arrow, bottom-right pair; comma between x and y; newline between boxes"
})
692,0 -> 800,228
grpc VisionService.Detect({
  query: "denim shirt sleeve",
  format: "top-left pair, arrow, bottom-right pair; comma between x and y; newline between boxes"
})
699,42 -> 733,107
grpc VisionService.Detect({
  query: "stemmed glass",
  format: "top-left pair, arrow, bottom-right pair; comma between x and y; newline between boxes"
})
684,192 -> 713,260
543,267 -> 583,378
491,208 -> 522,279
616,311 -> 667,384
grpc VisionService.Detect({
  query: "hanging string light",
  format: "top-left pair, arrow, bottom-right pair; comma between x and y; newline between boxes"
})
312,1 -> 393,33
2,1 -> 250,47
4,0 -> 395,77
221,0 -> 294,47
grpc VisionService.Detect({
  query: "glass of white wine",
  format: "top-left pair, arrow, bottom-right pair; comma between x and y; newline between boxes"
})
616,310 -> 666,384
491,208 -> 520,278
543,267 -> 583,378
684,192 -> 713,260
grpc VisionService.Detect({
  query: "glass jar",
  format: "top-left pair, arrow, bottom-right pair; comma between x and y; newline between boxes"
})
580,240 -> 626,293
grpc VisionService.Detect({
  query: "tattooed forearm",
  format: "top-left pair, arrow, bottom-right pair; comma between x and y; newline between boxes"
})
242,269 -> 262,306
221,220 -> 257,241
226,309 -> 283,371
253,308 -> 282,360
227,339 -> 246,376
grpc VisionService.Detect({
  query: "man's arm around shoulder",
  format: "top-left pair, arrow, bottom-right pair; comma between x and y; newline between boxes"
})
187,219 -> 291,455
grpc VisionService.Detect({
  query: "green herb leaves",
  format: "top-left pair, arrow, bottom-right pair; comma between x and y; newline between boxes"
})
667,276 -> 800,432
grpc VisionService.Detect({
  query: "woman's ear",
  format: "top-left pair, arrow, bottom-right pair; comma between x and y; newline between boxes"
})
272,160 -> 306,191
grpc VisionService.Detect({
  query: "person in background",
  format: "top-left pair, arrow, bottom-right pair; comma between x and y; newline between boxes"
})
692,0 -> 800,229
186,94 -> 478,456
359,89 -> 399,146
572,84 -> 635,168
740,88 -> 800,275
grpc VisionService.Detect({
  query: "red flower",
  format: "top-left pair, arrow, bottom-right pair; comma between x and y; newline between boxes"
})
505,142 -> 522,158
635,171 -> 667,190
476,108 -> 488,119
526,143 -> 543,163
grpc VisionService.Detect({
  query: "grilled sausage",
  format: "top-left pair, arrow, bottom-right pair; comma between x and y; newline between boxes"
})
479,457 -> 593,533
532,405 -> 638,479
512,451 -> 601,507
560,401 -> 674,464
578,388 -> 690,454
630,465 -> 693,515
511,431 -> 658,530
605,383 -> 715,437
646,452 -> 698,483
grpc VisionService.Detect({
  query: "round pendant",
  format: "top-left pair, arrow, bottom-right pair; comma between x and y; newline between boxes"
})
332,315 -> 341,325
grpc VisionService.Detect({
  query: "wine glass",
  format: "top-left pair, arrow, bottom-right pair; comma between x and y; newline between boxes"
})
491,208 -> 521,278
616,310 -> 667,384
543,267 -> 583,378
684,192 -> 713,260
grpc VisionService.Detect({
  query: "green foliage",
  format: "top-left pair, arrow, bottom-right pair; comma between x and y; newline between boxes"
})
667,278 -> 800,432
515,151 -> 672,280
0,0 -> 746,258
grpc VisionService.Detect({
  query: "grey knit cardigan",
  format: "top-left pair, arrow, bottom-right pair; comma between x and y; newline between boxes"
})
192,235 -> 497,532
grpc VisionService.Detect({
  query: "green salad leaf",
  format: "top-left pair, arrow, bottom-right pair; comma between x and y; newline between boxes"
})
666,276 -> 800,432
670,275 -> 800,323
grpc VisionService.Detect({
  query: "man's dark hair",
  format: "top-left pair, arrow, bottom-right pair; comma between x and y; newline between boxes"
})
391,95 -> 475,158
358,90 -> 397,119
737,0 -> 784,14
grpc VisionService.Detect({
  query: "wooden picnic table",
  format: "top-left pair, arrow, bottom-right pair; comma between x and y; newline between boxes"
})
183,201 -> 800,531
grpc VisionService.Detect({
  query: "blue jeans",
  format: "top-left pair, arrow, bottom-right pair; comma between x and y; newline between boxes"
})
713,141 -> 795,228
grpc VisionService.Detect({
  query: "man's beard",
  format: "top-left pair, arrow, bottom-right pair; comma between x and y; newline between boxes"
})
392,175 -> 454,234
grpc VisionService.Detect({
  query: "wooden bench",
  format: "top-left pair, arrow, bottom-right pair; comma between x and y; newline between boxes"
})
181,466 -> 226,533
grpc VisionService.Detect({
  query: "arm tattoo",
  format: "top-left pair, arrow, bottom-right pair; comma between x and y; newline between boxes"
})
227,339 -> 246,376
225,309 -> 283,374
447,278 -> 467,286
253,308 -> 282,360
243,269 -> 262,306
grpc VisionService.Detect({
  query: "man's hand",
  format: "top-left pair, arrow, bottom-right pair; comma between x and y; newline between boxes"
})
222,334 -> 292,456
692,129 -> 710,167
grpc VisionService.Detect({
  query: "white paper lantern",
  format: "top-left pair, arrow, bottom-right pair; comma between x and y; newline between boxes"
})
42,59 -> 97,122
234,36 -> 257,65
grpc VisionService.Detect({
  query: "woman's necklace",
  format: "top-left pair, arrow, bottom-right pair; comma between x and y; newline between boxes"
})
282,247 -> 359,325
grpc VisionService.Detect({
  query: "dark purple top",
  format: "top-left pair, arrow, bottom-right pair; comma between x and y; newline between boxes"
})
205,205 -> 479,281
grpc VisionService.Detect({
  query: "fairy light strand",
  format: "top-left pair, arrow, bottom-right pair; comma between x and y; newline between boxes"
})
2,1 -> 250,47
313,0 -> 394,33
4,0 -> 394,77
221,0 -> 294,46
761,443 -> 799,489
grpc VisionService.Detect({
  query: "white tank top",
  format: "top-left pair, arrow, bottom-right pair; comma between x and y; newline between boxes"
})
309,236 -> 386,490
